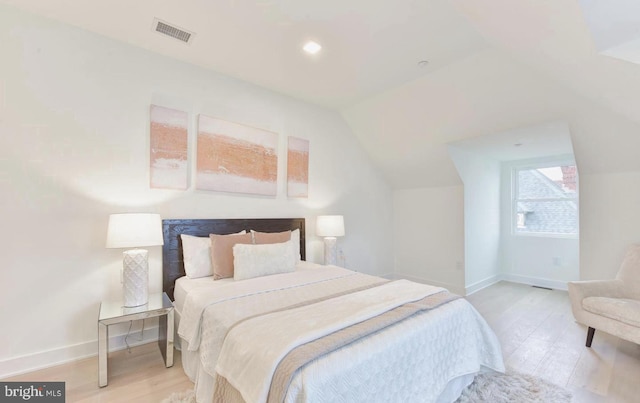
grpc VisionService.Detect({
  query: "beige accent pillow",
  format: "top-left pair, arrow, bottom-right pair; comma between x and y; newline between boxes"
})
181,231 -> 246,279
233,240 -> 296,281
252,230 -> 291,244
210,232 -> 253,280
252,229 -> 301,260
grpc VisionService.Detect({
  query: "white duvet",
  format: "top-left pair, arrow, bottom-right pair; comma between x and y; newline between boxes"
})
178,262 -> 504,403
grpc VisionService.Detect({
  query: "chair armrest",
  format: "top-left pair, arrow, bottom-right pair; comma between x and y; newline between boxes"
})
568,279 -> 627,301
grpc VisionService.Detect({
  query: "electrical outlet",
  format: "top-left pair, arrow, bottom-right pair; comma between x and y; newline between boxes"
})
552,257 -> 562,266
456,261 -> 464,271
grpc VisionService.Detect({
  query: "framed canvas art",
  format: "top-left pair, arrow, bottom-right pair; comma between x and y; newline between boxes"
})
150,105 -> 188,190
196,115 -> 278,196
287,136 -> 309,197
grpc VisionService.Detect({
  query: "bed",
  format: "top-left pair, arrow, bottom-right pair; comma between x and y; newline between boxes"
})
162,218 -> 504,403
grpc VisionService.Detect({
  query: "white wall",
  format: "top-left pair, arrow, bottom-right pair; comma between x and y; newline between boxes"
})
393,165 -> 640,296
449,147 -> 502,294
393,186 -> 465,295
580,171 -> 640,280
500,158 -> 579,290
0,6 -> 393,377
501,236 -> 579,288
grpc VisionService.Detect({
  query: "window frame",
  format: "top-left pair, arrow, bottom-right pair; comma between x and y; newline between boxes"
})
511,161 -> 579,239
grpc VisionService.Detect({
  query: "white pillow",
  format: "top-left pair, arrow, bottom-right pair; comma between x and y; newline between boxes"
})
233,240 -> 296,281
291,228 -> 301,261
250,228 -> 301,261
181,231 -> 246,278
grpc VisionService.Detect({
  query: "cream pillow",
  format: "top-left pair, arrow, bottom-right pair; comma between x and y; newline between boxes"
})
233,240 -> 296,281
181,231 -> 245,278
181,234 -> 213,278
251,228 -> 301,261
291,229 -> 301,260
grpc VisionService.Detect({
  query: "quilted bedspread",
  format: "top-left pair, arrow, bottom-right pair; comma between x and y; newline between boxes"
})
178,263 -> 504,403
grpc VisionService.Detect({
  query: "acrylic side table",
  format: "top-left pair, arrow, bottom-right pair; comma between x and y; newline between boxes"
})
98,292 -> 174,387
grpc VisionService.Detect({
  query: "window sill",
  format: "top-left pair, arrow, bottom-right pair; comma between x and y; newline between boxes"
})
512,232 -> 579,240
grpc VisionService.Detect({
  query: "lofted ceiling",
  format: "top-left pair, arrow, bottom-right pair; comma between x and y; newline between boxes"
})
344,0 -> 640,187
4,0 -> 640,189
0,0 -> 486,109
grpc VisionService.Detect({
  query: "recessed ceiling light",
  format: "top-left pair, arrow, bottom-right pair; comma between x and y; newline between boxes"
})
514,143 -> 523,147
417,60 -> 429,68
303,41 -> 322,55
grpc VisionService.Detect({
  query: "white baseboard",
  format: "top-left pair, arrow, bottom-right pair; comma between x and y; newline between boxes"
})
393,273 -> 466,296
465,275 -> 502,296
0,325 -> 160,379
391,272 -> 567,297
501,273 -> 568,291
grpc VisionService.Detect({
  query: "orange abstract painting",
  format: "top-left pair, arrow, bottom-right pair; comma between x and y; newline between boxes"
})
287,136 -> 309,197
150,105 -> 188,190
196,115 -> 278,196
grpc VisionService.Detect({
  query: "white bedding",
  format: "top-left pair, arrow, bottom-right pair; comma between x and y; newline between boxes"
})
174,275 -> 233,314
217,280 -> 444,403
177,262 -> 504,403
284,298 -> 501,403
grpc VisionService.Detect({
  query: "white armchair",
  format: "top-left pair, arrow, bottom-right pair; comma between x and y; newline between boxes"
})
568,244 -> 640,347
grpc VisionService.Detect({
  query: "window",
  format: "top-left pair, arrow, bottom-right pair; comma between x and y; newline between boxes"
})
513,165 -> 578,236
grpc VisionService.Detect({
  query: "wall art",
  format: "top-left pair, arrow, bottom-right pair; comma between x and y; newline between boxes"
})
287,136 -> 309,197
196,115 -> 278,196
150,105 -> 188,190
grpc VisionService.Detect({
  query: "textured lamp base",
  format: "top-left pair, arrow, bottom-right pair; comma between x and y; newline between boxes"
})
323,237 -> 337,266
123,249 -> 149,307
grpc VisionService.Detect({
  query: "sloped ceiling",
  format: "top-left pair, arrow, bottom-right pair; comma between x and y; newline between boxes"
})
3,0 -> 640,188
344,0 -> 640,187
0,0 -> 486,109
578,0 -> 640,64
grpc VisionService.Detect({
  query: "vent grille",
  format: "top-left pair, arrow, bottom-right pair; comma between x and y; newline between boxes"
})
153,19 -> 193,44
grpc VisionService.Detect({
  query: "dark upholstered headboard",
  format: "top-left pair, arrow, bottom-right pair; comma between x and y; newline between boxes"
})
162,218 -> 306,300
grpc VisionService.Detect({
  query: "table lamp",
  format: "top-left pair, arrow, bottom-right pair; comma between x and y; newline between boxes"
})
316,215 -> 345,266
106,213 -> 164,307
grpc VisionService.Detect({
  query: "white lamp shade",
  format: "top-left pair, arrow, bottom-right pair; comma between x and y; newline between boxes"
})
106,213 -> 164,248
316,215 -> 345,237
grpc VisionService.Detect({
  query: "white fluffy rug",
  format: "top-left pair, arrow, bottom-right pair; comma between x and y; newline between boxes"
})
162,388 -> 195,403
162,371 -> 572,403
455,371 -> 572,403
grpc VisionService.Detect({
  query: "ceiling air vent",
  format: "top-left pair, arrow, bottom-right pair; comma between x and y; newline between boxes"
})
152,18 -> 194,44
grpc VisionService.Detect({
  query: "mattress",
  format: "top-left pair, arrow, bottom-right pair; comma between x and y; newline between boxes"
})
176,263 -> 504,403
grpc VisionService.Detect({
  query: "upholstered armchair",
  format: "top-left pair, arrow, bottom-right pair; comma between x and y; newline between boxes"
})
568,244 -> 640,347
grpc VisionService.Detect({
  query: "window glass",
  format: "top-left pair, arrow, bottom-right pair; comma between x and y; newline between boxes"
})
514,165 -> 578,235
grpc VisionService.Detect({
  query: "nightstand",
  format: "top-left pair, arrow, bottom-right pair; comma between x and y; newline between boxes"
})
98,292 -> 174,387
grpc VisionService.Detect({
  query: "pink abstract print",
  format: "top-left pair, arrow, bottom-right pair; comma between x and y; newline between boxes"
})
196,115 -> 278,196
287,136 -> 309,197
150,105 -> 189,190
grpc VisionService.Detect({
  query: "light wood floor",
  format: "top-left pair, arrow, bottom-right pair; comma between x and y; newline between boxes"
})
5,281 -> 639,402
4,343 -> 192,402
467,281 -> 640,403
